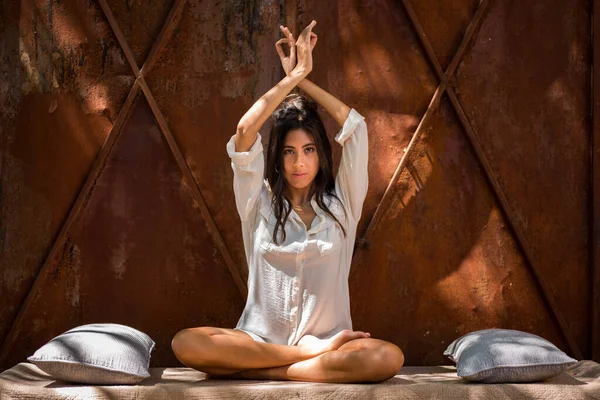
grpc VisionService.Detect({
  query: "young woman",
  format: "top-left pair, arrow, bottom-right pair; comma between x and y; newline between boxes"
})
171,21 -> 405,383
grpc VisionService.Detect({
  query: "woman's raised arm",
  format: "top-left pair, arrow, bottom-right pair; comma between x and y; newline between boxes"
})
234,21 -> 317,152
277,25 -> 350,128
297,79 -> 350,128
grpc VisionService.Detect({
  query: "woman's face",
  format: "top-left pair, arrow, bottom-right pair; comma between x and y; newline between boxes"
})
282,128 -> 320,190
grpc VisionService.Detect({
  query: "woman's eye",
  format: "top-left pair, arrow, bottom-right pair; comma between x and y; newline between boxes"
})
283,149 -> 293,155
305,147 -> 315,153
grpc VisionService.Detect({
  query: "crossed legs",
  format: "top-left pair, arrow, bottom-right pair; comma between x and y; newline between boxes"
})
171,327 -> 404,383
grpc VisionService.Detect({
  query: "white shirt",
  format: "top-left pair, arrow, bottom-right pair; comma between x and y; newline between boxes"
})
226,108 -> 368,346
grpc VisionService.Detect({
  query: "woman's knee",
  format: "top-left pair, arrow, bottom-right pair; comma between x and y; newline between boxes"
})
171,328 -> 212,364
171,329 -> 192,361
368,342 -> 405,381
382,343 -> 405,376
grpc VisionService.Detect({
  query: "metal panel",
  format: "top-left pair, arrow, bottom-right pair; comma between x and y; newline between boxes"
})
0,0 -> 133,350
453,0 -> 590,358
0,1 -> 23,345
351,97 -> 566,364
295,0 -> 439,240
0,94 -> 246,368
104,0 -> 176,68
409,1 -> 479,70
592,0 -> 600,362
144,0 -> 284,283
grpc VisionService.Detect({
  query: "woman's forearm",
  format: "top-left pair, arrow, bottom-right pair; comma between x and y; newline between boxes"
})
298,78 -> 350,127
235,71 -> 306,152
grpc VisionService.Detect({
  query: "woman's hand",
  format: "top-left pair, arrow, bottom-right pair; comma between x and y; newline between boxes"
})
234,22 -> 318,152
276,24 -> 318,76
285,20 -> 317,78
276,26 -> 296,76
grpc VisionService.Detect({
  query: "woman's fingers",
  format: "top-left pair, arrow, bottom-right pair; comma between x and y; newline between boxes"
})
280,26 -> 296,49
279,21 -> 315,44
279,24 -> 289,36
279,25 -> 296,60
298,20 -> 317,49
275,38 -> 288,59
279,25 -> 295,43
275,37 -> 295,51
281,20 -> 315,75
310,32 -> 318,50
305,20 -> 317,36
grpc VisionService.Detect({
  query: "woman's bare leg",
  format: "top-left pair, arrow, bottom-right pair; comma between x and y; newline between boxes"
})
171,327 -> 369,375
171,327 -> 301,374
217,338 -> 405,383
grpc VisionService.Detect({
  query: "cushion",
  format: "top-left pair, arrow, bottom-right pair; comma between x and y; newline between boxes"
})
443,328 -> 577,383
27,323 -> 155,384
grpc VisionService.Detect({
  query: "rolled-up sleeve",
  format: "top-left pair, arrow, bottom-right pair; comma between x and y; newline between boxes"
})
334,108 -> 369,222
226,134 -> 264,221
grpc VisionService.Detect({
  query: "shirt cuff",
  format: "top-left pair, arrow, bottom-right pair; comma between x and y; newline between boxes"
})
226,133 -> 263,167
335,108 -> 365,146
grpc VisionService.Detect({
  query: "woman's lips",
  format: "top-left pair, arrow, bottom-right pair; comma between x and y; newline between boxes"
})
292,173 -> 307,177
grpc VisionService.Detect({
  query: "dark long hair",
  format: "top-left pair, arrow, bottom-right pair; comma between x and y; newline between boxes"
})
266,93 -> 347,244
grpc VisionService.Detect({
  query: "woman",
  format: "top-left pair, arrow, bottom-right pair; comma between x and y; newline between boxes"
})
172,21 -> 404,383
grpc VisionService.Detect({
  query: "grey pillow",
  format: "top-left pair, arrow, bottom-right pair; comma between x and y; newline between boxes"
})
443,328 -> 577,383
28,323 -> 155,384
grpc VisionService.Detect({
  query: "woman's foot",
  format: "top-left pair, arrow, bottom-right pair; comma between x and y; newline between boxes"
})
297,330 -> 370,358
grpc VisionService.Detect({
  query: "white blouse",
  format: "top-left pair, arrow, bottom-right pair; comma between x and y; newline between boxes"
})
226,108 -> 368,346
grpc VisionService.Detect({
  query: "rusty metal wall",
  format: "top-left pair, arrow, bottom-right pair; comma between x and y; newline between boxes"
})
593,0 -> 600,363
450,0 -> 591,361
0,0 -> 597,369
0,0 -> 134,364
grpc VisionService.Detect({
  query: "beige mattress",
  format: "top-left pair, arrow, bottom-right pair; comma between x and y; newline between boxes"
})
1,361 -> 600,399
